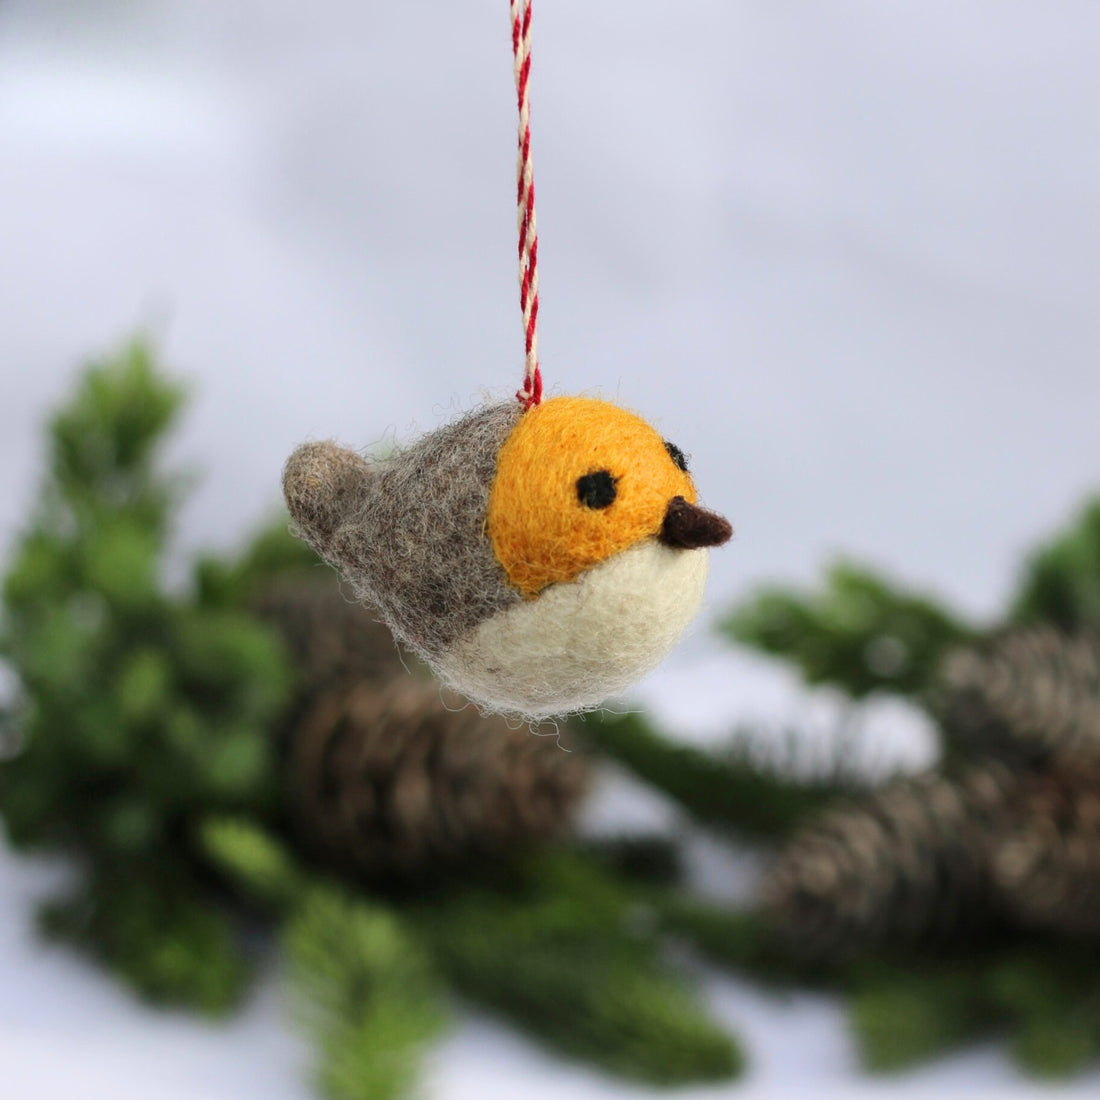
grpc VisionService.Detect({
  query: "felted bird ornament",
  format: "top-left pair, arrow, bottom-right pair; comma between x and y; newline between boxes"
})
283,396 -> 731,718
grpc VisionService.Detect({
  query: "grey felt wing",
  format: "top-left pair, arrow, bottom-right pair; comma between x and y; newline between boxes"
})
282,403 -> 523,661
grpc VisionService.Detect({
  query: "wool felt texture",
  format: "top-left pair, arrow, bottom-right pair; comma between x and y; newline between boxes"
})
437,538 -> 709,718
487,396 -> 698,596
283,402 -> 522,659
284,396 -> 730,718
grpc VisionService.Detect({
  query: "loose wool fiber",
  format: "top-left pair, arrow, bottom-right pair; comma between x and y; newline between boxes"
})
438,539 -> 709,718
488,396 -> 697,596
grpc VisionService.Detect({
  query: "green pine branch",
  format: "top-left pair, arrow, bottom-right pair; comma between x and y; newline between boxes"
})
199,815 -> 307,913
662,894 -> 1100,1080
658,900 -> 827,985
0,343 -> 291,1015
719,496 -> 1100,712
847,963 -> 1000,1072
201,817 -> 445,1100
416,854 -> 744,1086
721,560 -> 975,703
1010,496 -> 1100,633
851,943 -> 1100,1077
988,944 -> 1100,1077
580,710 -> 860,840
38,874 -> 251,1015
194,516 -> 322,611
286,888 -> 445,1100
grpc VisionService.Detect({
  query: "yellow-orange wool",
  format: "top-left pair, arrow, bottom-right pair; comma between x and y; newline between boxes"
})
486,396 -> 696,596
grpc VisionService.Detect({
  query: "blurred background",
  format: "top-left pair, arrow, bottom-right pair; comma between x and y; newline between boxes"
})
1,1 -> 1099,1098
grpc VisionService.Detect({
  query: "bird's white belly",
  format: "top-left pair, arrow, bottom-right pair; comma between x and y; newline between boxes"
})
437,540 -> 709,718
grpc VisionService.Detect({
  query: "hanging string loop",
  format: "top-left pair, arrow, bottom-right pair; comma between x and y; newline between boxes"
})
510,0 -> 542,410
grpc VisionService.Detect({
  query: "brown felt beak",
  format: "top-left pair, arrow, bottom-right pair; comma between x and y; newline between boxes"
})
658,496 -> 733,550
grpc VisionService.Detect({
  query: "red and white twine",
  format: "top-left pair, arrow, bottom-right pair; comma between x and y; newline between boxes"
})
510,0 -> 542,410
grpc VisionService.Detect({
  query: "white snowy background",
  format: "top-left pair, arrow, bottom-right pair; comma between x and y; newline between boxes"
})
1,1 -> 1099,1097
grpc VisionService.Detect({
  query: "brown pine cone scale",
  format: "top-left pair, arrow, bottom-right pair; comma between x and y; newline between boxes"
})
290,678 -> 590,877
991,763 -> 1100,936
937,628 -> 1100,764
760,763 -> 1020,958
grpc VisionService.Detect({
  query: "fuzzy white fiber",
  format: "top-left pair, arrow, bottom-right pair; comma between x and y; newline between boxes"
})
438,539 -> 709,718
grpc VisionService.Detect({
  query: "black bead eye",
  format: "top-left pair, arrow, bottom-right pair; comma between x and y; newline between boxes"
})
576,470 -> 617,509
665,441 -> 689,473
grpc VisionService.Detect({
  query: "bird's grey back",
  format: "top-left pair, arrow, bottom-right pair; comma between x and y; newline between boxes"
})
334,401 -> 523,659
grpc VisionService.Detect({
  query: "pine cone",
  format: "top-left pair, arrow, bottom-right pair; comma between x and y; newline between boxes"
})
936,628 -> 1100,764
289,677 -> 590,877
760,764 -> 1019,958
991,763 -> 1100,936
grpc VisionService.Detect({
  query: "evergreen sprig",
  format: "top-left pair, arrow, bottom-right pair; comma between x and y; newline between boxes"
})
287,888 -> 446,1100
0,343 -> 290,1009
417,854 -> 743,1085
202,817 -> 446,1099
721,560 -> 974,702
662,897 -> 1100,1079
1011,498 -> 1100,633
581,709 -> 861,840
38,875 -> 249,1015
200,815 -> 306,912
